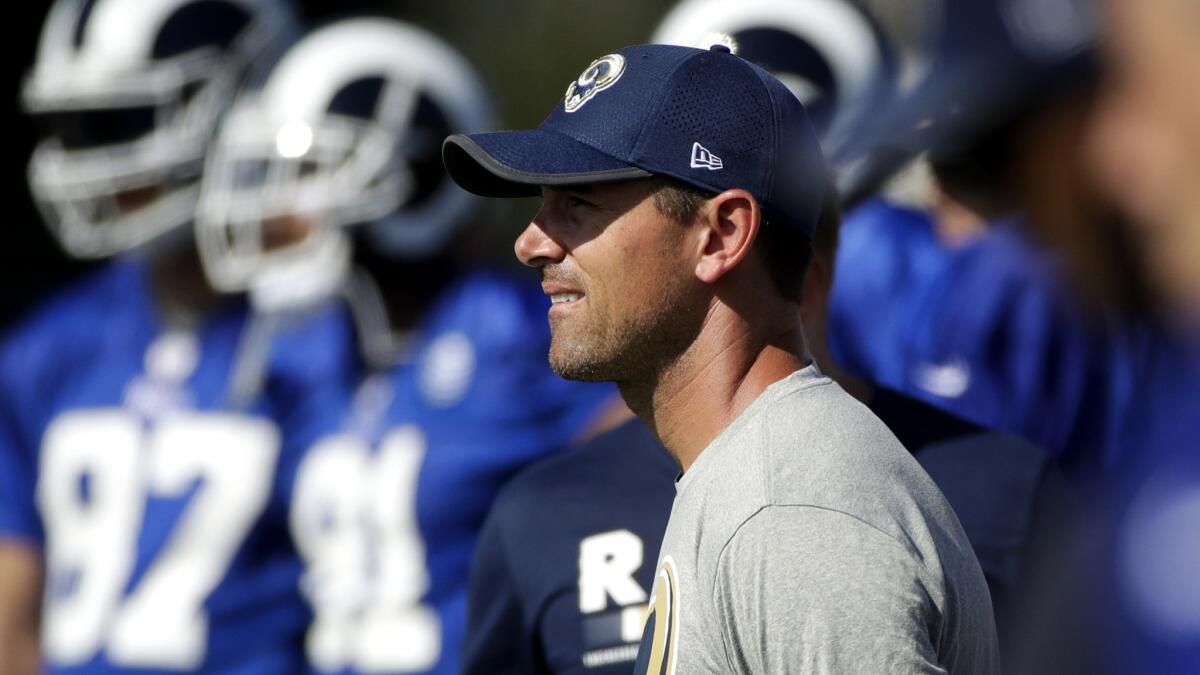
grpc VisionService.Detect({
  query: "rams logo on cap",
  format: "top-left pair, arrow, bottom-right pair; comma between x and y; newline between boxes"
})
564,54 -> 627,113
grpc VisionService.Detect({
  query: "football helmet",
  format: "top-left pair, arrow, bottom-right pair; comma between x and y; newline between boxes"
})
652,0 -> 896,157
22,0 -> 297,259
195,18 -> 494,311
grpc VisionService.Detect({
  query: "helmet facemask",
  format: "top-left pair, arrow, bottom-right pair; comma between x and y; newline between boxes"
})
23,3 -> 294,260
196,100 -> 414,311
195,18 -> 495,315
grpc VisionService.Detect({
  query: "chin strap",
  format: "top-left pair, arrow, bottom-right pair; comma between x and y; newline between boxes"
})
225,265 -> 412,407
226,308 -> 281,408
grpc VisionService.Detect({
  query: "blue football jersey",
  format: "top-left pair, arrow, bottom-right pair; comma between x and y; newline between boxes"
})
282,267 -> 617,675
0,258 -> 327,673
898,220 -> 1118,465
828,202 -> 1132,473
1084,339 -> 1200,675
828,198 -> 955,385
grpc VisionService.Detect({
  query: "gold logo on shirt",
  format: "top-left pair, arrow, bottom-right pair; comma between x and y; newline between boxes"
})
633,556 -> 679,675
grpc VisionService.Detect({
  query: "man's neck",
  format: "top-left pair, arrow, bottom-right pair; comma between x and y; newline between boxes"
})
620,307 -> 808,472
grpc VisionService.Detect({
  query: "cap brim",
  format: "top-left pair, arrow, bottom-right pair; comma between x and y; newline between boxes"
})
442,129 -> 653,198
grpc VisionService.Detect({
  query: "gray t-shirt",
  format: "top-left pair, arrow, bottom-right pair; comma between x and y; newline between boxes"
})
633,366 -> 1000,674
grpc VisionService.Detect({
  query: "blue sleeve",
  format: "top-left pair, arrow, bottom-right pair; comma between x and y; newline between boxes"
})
461,503 -> 539,675
513,283 -> 618,443
262,305 -> 358,505
485,348 -> 615,446
0,343 -> 44,544
874,225 -> 1113,463
463,274 -> 618,459
827,200 -> 950,384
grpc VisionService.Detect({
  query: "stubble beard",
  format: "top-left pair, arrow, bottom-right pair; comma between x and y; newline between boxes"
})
548,281 -> 702,386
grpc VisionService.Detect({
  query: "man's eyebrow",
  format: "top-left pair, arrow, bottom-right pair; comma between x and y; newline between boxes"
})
545,185 -> 599,201
541,184 -> 600,200
567,184 -> 599,196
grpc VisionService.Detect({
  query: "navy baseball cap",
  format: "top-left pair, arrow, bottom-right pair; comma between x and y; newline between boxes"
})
442,43 -> 827,237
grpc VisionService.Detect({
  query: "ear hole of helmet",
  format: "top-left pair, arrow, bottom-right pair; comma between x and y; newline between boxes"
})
328,76 -> 387,120
401,93 -> 454,212
152,0 -> 251,59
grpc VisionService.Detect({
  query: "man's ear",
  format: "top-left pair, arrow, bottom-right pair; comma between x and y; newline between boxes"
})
694,189 -> 761,284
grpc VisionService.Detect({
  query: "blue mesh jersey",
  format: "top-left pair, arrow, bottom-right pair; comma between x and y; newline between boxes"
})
462,389 -> 1068,674
827,198 -> 956,384
827,201 -> 1131,474
280,267 -> 617,675
1085,340 -> 1200,675
895,220 -> 1120,469
0,257 -> 338,673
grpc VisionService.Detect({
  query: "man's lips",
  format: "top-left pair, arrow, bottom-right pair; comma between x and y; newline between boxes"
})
542,282 -> 585,306
549,292 -> 583,305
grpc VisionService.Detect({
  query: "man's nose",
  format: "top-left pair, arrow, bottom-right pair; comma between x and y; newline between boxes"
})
514,217 -> 565,267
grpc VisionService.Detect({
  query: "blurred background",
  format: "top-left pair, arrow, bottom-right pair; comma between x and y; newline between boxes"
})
1,0 -> 929,328
2,0 -> 1198,673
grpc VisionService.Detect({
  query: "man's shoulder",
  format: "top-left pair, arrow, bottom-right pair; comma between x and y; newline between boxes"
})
3,261 -> 144,345
754,374 -> 919,497
679,371 -> 912,512
686,373 -> 970,573
668,374 -> 921,562
0,261 -> 149,391
719,503 -> 930,575
759,371 -> 896,441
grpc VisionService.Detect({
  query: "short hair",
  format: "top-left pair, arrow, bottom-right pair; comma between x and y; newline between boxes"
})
651,178 -> 814,302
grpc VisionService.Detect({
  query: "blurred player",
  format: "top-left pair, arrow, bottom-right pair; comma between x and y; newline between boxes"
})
0,0 -> 326,673
1088,0 -> 1200,328
1082,1 -> 1200,671
193,18 -> 617,675
824,0 -> 1159,477
834,1 -> 1198,667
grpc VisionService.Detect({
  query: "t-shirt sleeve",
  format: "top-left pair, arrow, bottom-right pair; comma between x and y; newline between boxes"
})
714,506 -> 947,675
461,504 -> 538,675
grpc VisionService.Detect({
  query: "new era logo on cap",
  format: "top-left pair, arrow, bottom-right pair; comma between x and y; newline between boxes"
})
690,142 -> 723,171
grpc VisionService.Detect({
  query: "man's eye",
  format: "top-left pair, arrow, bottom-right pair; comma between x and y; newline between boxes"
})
567,195 -> 595,210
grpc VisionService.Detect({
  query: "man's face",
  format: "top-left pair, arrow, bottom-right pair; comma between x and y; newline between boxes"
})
1088,0 -> 1200,318
515,179 -> 705,382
